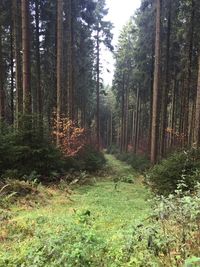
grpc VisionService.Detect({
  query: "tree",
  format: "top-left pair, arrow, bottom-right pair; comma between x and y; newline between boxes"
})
35,0 -> 42,119
151,0 -> 161,164
21,0 -> 31,114
93,0 -> 113,150
56,0 -> 63,145
194,56 -> 200,147
13,0 -> 23,125
0,23 -> 5,120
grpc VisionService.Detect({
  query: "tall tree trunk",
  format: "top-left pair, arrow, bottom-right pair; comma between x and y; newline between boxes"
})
151,0 -> 161,164
120,73 -> 125,152
96,29 -> 100,150
67,0 -> 73,120
124,83 -> 129,152
184,0 -> 195,145
194,56 -> 200,147
134,87 -> 139,153
56,0 -> 63,145
161,0 -> 171,157
148,49 -> 154,155
10,24 -> 14,124
13,0 -> 22,126
132,110 -> 135,146
35,0 -> 42,119
21,0 -> 31,114
169,79 -> 176,148
110,112 -> 113,146
0,26 -> 5,120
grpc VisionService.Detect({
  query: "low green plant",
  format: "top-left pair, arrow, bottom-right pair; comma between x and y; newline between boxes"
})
0,122 -> 64,180
107,144 -> 119,155
75,145 -> 106,171
147,148 -> 200,195
116,152 -> 150,172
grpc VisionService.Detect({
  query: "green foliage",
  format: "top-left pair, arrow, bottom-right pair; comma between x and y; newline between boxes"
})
0,122 -> 64,180
75,145 -> 106,171
107,144 -> 119,155
116,152 -> 150,172
149,182 -> 200,266
0,120 -> 106,182
147,149 -> 200,195
0,223 -> 107,267
0,155 -> 152,267
185,257 -> 200,267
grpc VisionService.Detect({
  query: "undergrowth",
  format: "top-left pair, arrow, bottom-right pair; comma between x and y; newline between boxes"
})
147,148 -> 200,195
1,155 -> 200,266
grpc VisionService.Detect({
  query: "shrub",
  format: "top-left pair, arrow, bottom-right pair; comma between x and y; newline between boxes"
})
0,122 -> 64,180
75,145 -> 106,172
106,144 -> 119,154
0,220 -> 107,267
147,149 -> 200,195
116,152 -> 150,172
0,118 -> 106,181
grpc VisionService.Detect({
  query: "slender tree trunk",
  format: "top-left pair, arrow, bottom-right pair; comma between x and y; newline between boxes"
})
137,98 -> 141,153
124,83 -> 129,152
170,79 -> 176,148
134,87 -> 139,153
56,0 -> 63,145
184,0 -> 195,145
96,29 -> 100,150
110,112 -> 113,146
132,110 -> 135,146
67,0 -> 73,120
120,73 -> 125,152
161,0 -> 171,157
148,50 -> 154,155
10,24 -> 14,124
0,26 -> 5,120
194,56 -> 200,147
13,0 -> 22,126
21,0 -> 31,114
151,0 -> 161,164
35,0 -> 42,119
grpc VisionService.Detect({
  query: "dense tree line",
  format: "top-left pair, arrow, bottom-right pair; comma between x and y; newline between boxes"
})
111,0 -> 200,163
0,0 -> 112,148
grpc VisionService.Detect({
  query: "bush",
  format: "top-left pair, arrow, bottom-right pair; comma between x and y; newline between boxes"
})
0,123 -> 64,180
116,152 -> 150,172
106,144 -> 119,154
0,118 -> 106,182
0,218 -> 107,267
147,149 -> 200,195
75,145 -> 106,172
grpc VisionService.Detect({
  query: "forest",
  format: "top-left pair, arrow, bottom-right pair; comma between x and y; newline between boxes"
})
1,0 -> 200,266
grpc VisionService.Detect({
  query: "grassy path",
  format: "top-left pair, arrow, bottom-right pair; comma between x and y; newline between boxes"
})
0,154 -> 152,266
72,154 -> 151,236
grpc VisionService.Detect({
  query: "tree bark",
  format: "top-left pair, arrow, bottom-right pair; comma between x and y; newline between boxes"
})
35,0 -> 42,119
0,26 -> 5,120
151,0 -> 161,164
56,0 -> 63,145
161,0 -> 171,157
21,0 -> 31,114
10,24 -> 14,124
194,56 -> 200,147
184,0 -> 195,145
13,0 -> 23,126
120,73 -> 125,152
67,0 -> 73,120
96,28 -> 100,150
134,87 -> 140,153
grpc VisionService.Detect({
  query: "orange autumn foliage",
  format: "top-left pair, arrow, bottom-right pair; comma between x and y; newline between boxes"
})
53,116 -> 88,157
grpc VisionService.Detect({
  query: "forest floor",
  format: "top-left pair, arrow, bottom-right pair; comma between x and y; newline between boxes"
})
0,155 -> 152,266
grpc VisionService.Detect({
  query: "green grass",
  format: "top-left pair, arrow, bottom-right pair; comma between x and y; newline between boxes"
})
0,155 -> 152,266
